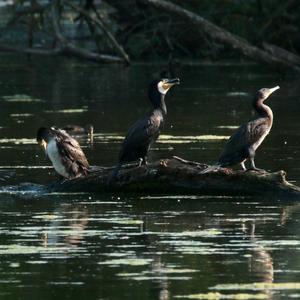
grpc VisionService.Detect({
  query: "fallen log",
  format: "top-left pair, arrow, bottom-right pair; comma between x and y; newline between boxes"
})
138,0 -> 300,73
51,0 -> 123,64
64,0 -> 130,64
38,157 -> 300,199
263,42 -> 300,66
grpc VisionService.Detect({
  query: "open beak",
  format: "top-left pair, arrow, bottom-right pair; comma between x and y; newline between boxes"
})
162,78 -> 180,90
267,85 -> 280,97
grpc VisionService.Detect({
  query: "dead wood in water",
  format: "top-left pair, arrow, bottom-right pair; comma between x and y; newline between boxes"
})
0,0 -> 126,64
64,0 -> 130,64
138,0 -> 300,72
50,0 -> 124,64
44,157 -> 300,199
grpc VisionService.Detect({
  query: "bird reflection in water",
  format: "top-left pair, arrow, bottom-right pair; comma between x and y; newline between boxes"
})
245,221 -> 274,299
42,204 -> 89,247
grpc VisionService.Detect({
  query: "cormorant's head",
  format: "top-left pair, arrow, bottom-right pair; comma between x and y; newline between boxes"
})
36,127 -> 52,151
148,78 -> 180,105
157,78 -> 180,95
257,86 -> 280,101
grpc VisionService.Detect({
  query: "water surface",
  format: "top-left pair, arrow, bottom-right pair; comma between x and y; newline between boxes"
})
0,57 -> 299,299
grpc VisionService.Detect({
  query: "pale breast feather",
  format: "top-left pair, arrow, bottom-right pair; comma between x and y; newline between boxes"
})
46,139 -> 69,178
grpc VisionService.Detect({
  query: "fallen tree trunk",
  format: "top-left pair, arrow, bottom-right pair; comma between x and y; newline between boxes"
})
263,42 -> 300,66
64,0 -> 130,64
37,157 -> 300,199
51,0 -> 123,64
138,0 -> 300,72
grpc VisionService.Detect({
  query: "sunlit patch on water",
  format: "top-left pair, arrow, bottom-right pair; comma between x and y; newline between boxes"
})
0,245 -> 82,255
10,113 -> 34,117
48,281 -> 84,286
26,260 -> 48,264
2,94 -> 44,102
92,133 -> 229,144
44,108 -> 88,113
175,292 -> 268,299
32,214 -> 62,220
0,138 -> 36,145
98,258 -> 153,266
213,282 -> 300,291
216,125 -> 239,129
226,92 -> 250,97
140,195 -> 249,200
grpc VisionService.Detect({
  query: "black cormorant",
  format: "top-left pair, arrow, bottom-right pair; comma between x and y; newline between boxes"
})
204,86 -> 280,172
110,78 -> 180,181
37,127 -> 90,179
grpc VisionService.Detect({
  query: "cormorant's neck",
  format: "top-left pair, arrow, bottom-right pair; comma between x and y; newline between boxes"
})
152,94 -> 167,116
253,98 -> 273,120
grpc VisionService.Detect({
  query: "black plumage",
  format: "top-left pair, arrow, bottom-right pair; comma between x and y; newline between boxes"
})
110,78 -> 180,181
37,127 -> 90,179
203,86 -> 280,173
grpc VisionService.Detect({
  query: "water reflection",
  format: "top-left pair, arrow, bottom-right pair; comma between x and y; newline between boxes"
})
0,194 -> 300,299
0,59 -> 300,299
44,204 -> 89,247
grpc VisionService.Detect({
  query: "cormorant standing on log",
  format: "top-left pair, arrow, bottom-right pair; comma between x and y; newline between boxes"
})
37,127 -> 90,179
203,86 -> 280,173
110,78 -> 180,182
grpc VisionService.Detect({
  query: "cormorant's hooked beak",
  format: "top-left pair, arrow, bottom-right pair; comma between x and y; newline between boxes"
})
161,78 -> 180,90
266,86 -> 280,98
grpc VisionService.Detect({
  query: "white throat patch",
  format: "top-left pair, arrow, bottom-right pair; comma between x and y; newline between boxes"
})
157,81 -> 168,95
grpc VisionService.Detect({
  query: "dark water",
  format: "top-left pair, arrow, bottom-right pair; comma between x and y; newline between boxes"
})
0,56 -> 300,299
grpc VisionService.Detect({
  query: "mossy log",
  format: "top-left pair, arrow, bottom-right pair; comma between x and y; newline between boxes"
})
43,157 -> 300,199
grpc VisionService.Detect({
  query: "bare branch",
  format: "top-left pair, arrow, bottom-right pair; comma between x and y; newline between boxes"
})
138,0 -> 300,72
50,0 -> 123,63
64,0 -> 130,64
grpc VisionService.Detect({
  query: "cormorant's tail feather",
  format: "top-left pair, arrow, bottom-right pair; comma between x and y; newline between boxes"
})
200,163 -> 222,174
107,163 -> 122,185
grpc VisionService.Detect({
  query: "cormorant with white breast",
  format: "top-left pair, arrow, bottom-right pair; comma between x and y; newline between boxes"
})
203,86 -> 280,172
110,78 -> 180,181
37,127 -> 90,179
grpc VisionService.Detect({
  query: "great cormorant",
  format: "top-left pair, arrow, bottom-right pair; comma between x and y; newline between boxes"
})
204,86 -> 280,172
110,78 -> 180,181
37,127 -> 90,179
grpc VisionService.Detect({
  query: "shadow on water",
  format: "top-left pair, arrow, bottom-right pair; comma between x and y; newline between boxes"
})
0,57 -> 300,299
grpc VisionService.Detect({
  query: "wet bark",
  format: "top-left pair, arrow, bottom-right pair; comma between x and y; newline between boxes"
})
43,157 -> 300,199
